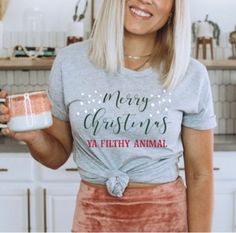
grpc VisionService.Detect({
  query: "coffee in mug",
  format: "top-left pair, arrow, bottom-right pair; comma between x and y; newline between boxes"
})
0,90 -> 53,132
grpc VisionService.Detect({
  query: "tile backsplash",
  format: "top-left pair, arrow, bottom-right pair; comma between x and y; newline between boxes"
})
0,69 -> 236,135
208,70 -> 236,134
0,70 -> 50,94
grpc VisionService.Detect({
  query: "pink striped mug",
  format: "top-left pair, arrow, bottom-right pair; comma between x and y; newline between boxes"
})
0,90 -> 52,132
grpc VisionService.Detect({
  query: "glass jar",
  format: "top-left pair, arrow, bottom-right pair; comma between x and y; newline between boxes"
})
23,7 -> 45,32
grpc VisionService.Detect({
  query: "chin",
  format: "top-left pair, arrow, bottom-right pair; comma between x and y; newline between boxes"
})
124,23 -> 156,37
124,28 -> 151,36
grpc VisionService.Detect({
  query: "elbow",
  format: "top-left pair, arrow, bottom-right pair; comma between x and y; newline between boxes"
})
47,163 -> 63,170
46,158 -> 69,170
36,156 -> 69,170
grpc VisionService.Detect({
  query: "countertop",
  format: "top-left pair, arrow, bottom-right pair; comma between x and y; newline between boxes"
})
0,135 -> 235,153
0,57 -> 54,70
200,59 -> 236,70
0,58 -> 236,71
214,135 -> 236,151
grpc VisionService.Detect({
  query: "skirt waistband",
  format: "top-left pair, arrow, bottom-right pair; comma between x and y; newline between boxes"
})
79,176 -> 186,201
81,179 -> 165,189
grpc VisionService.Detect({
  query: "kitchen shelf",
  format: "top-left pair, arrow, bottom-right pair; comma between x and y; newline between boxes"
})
0,57 -> 54,70
0,58 -> 236,71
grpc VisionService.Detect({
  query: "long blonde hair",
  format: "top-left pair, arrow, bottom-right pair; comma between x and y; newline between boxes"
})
89,0 -> 191,90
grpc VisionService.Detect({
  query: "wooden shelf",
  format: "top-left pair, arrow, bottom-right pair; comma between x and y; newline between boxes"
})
0,58 -> 54,70
200,59 -> 236,70
0,58 -> 236,71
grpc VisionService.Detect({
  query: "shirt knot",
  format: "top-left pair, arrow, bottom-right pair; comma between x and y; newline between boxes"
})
105,170 -> 129,198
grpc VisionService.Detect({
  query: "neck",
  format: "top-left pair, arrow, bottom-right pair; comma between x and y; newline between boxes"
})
124,30 -> 156,56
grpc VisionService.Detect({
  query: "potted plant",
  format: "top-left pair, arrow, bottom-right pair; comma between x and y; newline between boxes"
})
68,0 -> 88,40
73,0 -> 88,23
192,15 -> 220,46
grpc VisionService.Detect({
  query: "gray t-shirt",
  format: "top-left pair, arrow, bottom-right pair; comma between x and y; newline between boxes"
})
48,40 -> 216,197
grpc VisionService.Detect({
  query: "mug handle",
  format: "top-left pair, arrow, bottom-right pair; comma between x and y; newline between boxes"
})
0,97 -> 8,129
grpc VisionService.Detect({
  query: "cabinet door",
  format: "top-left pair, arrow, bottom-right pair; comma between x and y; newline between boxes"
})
43,186 -> 78,232
39,156 -> 80,182
0,188 -> 31,232
212,193 -> 234,232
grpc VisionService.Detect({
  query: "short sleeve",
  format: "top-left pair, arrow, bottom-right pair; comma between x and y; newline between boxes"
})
182,67 -> 217,130
48,50 -> 69,121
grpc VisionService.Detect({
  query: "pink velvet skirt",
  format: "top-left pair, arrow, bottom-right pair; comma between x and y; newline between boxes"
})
72,176 -> 188,232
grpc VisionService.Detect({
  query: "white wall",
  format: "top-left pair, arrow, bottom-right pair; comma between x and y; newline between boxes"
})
190,0 -> 236,32
2,0 -> 235,33
2,0 -> 92,34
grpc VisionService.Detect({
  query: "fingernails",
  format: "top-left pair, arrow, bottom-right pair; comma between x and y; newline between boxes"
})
1,128 -> 9,135
0,90 -> 7,97
0,105 -> 9,114
3,114 -> 10,121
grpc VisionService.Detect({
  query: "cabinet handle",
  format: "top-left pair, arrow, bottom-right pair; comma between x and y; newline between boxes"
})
179,167 -> 220,171
27,189 -> 31,233
65,168 -> 78,172
0,168 -> 8,172
213,167 -> 220,171
43,188 -> 47,233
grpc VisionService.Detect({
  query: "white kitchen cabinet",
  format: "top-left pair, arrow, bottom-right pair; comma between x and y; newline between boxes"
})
178,151 -> 236,232
0,153 -> 80,232
37,156 -> 80,232
44,186 -> 78,232
213,193 -> 234,231
0,188 -> 30,232
1,151 -> 236,232
213,152 -> 236,232
0,153 -> 34,232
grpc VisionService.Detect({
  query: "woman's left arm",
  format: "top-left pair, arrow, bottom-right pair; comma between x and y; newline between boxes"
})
182,126 -> 214,232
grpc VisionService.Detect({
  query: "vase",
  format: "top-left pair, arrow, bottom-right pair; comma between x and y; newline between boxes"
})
68,21 -> 84,38
196,21 -> 214,39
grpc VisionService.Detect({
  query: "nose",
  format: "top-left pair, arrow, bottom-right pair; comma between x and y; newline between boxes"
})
138,0 -> 153,4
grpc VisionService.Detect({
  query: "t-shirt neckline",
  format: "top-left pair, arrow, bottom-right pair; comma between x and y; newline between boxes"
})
119,65 -> 155,77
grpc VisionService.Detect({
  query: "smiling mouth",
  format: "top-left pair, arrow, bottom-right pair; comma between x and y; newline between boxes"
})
129,6 -> 153,18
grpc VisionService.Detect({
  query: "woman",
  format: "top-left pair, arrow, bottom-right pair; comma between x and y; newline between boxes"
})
0,0 -> 216,232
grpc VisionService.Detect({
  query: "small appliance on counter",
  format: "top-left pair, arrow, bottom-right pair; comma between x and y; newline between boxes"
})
12,45 -> 56,58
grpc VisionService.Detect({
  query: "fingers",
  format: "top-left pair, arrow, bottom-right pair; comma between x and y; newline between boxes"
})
0,95 -> 10,123
0,89 -> 8,98
0,89 -> 9,118
1,128 -> 14,137
0,89 -> 10,134
1,127 -> 40,143
1,128 -> 20,141
0,103 -> 9,114
0,114 -> 10,123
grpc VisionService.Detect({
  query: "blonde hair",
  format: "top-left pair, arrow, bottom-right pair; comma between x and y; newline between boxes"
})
89,0 -> 191,90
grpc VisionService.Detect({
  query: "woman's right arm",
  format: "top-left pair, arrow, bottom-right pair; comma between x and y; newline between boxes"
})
0,90 -> 73,169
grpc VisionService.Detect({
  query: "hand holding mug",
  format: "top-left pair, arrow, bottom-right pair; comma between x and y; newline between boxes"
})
0,89 -> 53,142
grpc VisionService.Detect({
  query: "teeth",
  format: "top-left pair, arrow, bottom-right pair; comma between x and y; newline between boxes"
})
130,7 -> 152,17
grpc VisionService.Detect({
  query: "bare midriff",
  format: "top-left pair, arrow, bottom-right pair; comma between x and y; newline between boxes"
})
82,180 -> 162,189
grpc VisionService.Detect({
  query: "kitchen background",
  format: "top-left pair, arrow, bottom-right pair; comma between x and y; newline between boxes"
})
0,1 -> 236,232
0,0 -> 236,134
